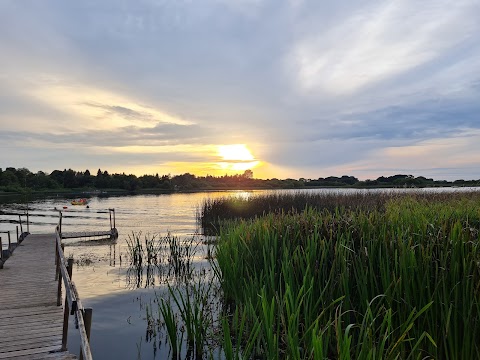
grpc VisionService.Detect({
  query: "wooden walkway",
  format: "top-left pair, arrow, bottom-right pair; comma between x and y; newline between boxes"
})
0,234 -> 77,360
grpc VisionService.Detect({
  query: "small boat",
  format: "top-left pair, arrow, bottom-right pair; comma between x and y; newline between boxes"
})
71,198 -> 88,205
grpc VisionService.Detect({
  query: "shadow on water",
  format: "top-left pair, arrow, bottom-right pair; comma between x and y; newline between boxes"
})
67,288 -> 172,360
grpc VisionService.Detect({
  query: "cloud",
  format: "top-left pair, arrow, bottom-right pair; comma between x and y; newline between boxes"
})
0,121 -> 214,148
290,0 -> 479,96
1,0 -> 480,180
343,129 -> 480,180
83,103 -> 153,121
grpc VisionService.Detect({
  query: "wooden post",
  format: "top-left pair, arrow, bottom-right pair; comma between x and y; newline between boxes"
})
55,232 -> 59,266
18,215 -> 23,237
61,258 -> 74,351
0,237 -> 3,261
16,226 -> 19,244
67,257 -> 73,275
7,231 -> 11,253
56,241 -> 63,287
109,211 -> 112,231
59,211 -> 63,237
113,209 -> 115,229
57,244 -> 65,305
80,308 -> 93,360
61,297 -> 70,351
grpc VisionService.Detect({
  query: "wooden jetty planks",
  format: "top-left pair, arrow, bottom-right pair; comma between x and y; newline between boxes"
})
1,352 -> 77,360
0,234 -> 77,359
61,231 -> 113,239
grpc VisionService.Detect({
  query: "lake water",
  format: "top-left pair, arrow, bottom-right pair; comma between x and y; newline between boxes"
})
1,187 -> 478,359
1,190 -> 274,359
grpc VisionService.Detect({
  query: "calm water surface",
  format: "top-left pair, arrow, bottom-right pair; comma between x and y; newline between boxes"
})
0,190 -> 267,359
1,188 -> 478,359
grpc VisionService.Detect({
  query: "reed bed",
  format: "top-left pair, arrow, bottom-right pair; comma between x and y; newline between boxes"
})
212,195 -> 480,359
199,190 -> 480,235
144,192 -> 480,359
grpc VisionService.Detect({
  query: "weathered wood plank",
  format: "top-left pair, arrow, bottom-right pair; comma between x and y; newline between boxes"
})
0,234 -> 77,360
0,339 -> 62,353
0,345 -> 66,359
5,352 -> 77,360
0,327 -> 62,343
0,306 -> 61,318
62,230 -> 113,239
0,293 -> 58,302
0,326 -> 62,340
0,316 -> 63,328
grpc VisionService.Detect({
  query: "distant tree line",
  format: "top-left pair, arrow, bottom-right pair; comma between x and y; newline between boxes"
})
0,167 -> 478,194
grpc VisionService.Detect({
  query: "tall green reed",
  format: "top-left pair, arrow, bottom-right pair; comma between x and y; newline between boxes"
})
200,190 -> 480,235
141,193 -> 480,359
213,195 -> 480,358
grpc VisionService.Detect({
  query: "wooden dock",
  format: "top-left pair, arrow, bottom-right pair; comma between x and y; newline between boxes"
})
59,209 -> 118,241
61,229 -> 118,240
0,234 -> 77,359
0,207 -> 116,360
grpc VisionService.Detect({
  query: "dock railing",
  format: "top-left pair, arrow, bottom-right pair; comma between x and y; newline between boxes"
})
55,218 -> 93,360
0,216 -> 28,268
58,209 -> 118,240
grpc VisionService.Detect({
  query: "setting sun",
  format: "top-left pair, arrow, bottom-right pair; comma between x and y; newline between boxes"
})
216,144 -> 260,173
218,144 -> 254,161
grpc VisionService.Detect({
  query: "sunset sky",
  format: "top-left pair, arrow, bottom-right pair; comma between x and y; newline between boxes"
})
1,0 -> 479,180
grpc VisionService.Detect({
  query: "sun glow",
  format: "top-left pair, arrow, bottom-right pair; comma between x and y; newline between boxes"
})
216,144 -> 260,173
218,144 -> 255,161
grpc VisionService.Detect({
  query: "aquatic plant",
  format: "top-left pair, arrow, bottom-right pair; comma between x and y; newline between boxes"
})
126,232 -> 162,267
171,279 -> 213,357
153,279 -> 219,360
125,233 -> 201,288
142,192 -> 480,359
212,195 -> 480,358
158,296 -> 183,359
167,234 -> 199,280
199,189 -> 480,234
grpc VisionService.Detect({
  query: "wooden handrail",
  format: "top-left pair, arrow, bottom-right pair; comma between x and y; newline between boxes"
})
55,215 -> 93,360
56,232 -> 77,311
72,283 -> 93,360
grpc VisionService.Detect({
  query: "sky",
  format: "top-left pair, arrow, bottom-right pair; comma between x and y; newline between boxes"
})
1,0 -> 479,181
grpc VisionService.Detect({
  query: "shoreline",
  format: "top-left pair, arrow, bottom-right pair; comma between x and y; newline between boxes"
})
1,183 -> 479,198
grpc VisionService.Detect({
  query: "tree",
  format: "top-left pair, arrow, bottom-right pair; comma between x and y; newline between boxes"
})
243,169 -> 253,179
0,169 -> 19,186
62,169 -> 77,188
